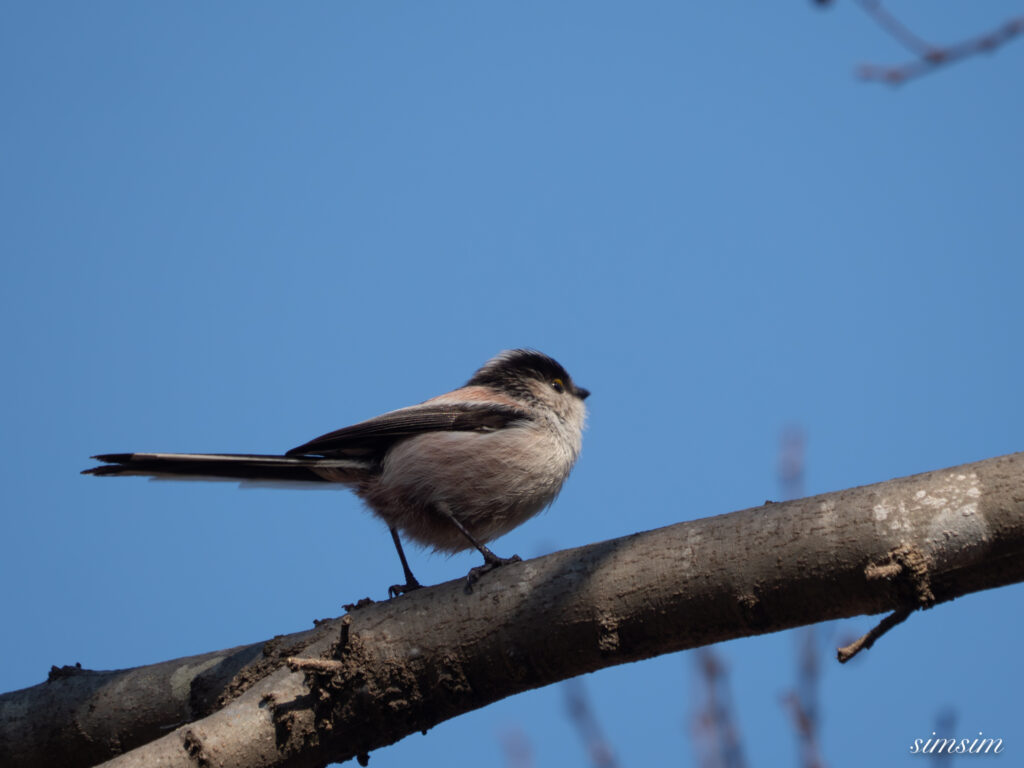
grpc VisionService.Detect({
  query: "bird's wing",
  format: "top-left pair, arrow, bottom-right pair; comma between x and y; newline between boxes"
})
286,402 -> 530,458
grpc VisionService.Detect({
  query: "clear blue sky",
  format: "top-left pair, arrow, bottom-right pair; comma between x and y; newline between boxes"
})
2,3 -> 1022,766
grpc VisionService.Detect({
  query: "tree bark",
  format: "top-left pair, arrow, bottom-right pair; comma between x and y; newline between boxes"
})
3,452 -> 1023,768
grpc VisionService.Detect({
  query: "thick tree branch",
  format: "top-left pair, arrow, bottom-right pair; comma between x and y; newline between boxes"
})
3,452 -> 1024,768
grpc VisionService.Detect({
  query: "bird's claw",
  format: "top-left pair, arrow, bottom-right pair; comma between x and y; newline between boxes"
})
464,553 -> 522,593
388,580 -> 422,599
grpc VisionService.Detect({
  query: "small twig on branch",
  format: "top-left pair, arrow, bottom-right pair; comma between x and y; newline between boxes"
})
852,2 -> 1024,85
836,542 -> 934,662
836,607 -> 912,663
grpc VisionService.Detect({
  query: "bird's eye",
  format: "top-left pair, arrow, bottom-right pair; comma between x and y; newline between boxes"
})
551,378 -> 565,393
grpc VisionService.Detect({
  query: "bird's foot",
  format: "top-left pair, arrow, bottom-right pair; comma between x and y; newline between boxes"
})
388,578 -> 423,599
465,551 -> 522,593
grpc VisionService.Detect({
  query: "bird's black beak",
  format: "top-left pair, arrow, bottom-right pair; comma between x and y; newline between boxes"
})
575,386 -> 590,401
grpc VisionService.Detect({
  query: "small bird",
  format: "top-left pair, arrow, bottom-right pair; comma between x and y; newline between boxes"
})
84,350 -> 589,595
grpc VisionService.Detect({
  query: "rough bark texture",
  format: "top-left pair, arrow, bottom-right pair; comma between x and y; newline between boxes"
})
3,452 -> 1023,768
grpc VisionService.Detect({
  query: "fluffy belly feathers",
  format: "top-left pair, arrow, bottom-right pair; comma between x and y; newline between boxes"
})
361,426 -> 579,552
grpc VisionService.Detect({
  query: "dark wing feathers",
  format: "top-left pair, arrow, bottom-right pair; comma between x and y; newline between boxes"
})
286,402 -> 530,458
83,404 -> 532,480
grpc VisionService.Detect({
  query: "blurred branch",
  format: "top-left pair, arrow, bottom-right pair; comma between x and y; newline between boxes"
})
4,452 -> 1024,768
778,425 -> 806,504
783,629 -> 826,768
564,678 -> 619,768
783,692 -> 826,768
931,708 -> 957,767
778,426 -> 825,767
855,0 -> 933,57
851,1 -> 1024,85
692,650 -> 747,768
499,727 -> 535,768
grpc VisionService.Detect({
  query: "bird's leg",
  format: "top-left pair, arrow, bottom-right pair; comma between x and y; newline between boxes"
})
387,527 -> 422,598
435,502 -> 522,591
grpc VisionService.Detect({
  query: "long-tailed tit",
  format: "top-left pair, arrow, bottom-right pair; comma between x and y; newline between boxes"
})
84,350 -> 589,595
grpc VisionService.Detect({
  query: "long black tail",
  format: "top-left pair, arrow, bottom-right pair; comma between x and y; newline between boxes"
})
82,452 -> 368,484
